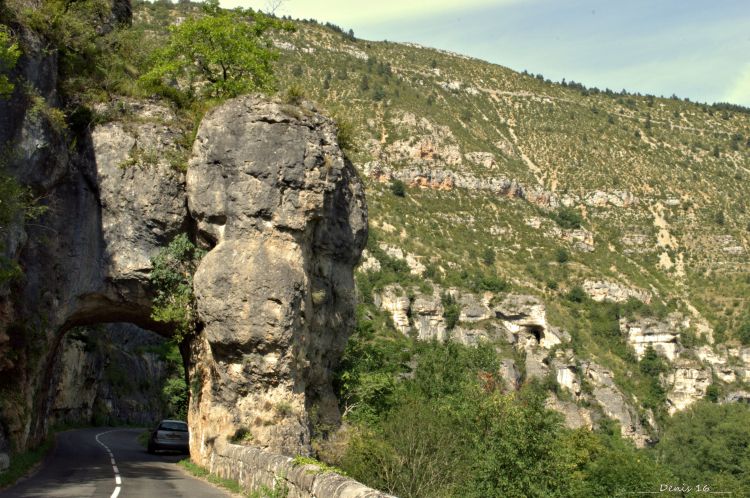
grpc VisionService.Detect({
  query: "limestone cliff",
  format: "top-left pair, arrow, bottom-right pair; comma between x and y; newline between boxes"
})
186,96 -> 367,460
0,81 -> 365,468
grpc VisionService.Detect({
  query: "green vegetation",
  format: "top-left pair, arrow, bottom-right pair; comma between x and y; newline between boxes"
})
335,336 -> 675,497
179,458 -> 290,498
291,455 -> 346,475
149,234 -> 205,342
178,459 -> 243,494
142,0 -> 292,99
654,402 -> 750,495
0,436 -> 53,488
551,207 -> 584,230
0,25 -> 20,97
2,2 -> 749,495
390,179 -> 406,197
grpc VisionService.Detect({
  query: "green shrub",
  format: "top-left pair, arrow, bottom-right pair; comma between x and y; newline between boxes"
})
566,285 -> 586,303
441,293 -> 460,330
482,247 -> 496,266
0,26 -> 21,98
150,233 -> 205,342
737,320 -> 750,345
390,179 -> 406,197
551,207 -> 584,230
555,247 -> 570,264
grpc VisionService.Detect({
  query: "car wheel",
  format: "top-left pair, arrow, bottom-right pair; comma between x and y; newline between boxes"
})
147,442 -> 156,454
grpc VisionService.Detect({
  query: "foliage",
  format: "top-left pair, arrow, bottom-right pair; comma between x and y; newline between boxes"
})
0,25 -> 20,97
333,115 -> 357,154
638,345 -> 668,412
162,367 -> 188,420
654,402 -> 750,495
0,163 -> 47,285
141,0 -> 292,99
291,455 -> 347,475
481,247 -> 495,266
566,285 -> 586,303
334,305 -> 410,423
338,338 -> 675,497
149,233 -> 205,342
390,179 -> 406,197
737,320 -> 750,345
551,207 -> 584,230
441,292 -> 460,330
555,247 -> 570,264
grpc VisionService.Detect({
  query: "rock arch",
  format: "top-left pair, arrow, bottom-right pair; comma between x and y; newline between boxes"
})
0,95 -> 366,468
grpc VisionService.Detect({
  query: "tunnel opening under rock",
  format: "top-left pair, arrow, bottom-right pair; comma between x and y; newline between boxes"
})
49,323 -> 188,429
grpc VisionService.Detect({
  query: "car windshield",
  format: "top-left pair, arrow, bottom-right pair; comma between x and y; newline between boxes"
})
159,421 -> 188,432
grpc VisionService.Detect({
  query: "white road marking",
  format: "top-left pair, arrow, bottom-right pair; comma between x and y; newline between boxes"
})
95,430 -> 125,497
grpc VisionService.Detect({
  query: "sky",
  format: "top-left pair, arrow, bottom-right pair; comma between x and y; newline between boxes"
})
218,0 -> 750,107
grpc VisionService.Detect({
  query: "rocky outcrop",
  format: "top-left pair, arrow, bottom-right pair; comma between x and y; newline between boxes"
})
373,285 -> 411,335
372,284 -> 569,349
582,362 -> 653,447
186,96 -> 367,462
411,293 -> 447,341
0,91 -> 366,470
620,314 -> 686,361
665,361 -> 712,415
362,161 -> 636,215
378,244 -> 425,275
583,280 -> 651,304
696,345 -> 750,384
50,323 -> 171,427
494,294 -> 569,349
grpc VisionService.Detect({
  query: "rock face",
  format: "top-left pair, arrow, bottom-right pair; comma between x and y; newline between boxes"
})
373,285 -> 411,335
186,96 -> 367,461
665,361 -> 712,415
50,324 -> 171,427
582,280 -> 651,304
582,362 -> 652,447
620,314 -> 685,361
0,91 -> 366,468
372,284 -> 569,349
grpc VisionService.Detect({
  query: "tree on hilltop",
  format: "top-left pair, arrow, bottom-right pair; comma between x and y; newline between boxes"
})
142,0 -> 293,99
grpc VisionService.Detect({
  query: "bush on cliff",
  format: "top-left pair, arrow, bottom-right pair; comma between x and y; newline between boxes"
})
150,233 -> 204,341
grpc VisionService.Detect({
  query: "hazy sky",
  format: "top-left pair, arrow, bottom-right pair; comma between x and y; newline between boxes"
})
218,0 -> 750,106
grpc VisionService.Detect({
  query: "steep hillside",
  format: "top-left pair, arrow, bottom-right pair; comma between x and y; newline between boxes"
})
2,0 -> 750,495
133,1 -> 750,489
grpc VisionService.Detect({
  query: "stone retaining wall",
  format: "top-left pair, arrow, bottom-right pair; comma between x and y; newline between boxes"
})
209,443 -> 395,498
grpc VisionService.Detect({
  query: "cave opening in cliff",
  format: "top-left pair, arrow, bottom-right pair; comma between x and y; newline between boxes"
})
526,325 -> 544,344
49,322 -> 189,429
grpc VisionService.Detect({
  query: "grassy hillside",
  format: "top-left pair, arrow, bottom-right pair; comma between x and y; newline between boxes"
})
4,1 -> 749,494
267,19 -> 750,342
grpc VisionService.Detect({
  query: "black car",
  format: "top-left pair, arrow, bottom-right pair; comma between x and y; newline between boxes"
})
147,419 -> 189,454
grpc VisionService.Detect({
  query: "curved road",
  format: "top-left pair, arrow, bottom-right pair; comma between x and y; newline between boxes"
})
0,428 -> 232,498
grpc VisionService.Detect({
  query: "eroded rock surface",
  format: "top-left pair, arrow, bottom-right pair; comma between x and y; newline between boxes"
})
186,96 -> 367,461
665,361 -> 712,414
0,94 -> 366,468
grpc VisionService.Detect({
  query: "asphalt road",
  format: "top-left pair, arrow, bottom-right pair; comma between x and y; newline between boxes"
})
0,428 -> 233,498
